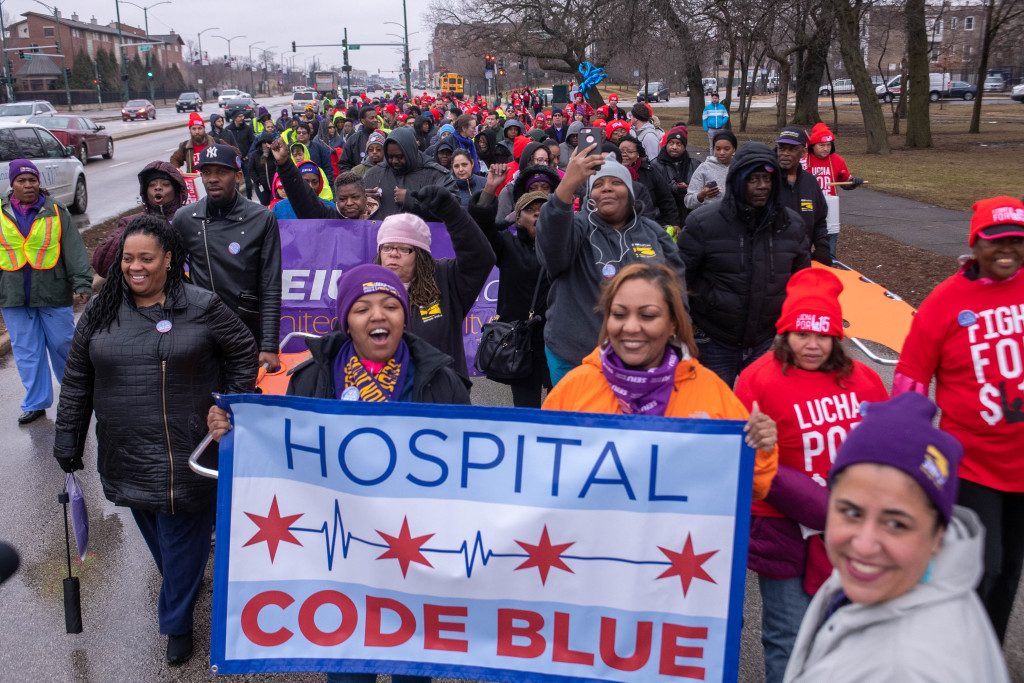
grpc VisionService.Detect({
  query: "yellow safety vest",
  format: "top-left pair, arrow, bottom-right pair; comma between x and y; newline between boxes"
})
0,200 -> 61,271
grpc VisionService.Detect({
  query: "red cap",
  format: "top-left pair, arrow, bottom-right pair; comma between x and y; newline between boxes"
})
808,122 -> 835,145
776,268 -> 844,338
187,112 -> 204,128
384,103 -> 397,115
969,196 -> 1024,246
609,93 -> 618,101
606,119 -> 629,137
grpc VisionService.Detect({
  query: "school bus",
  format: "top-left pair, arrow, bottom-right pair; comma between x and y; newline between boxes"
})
440,73 -> 465,98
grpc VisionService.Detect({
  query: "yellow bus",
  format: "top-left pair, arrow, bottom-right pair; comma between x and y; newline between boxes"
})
440,73 -> 464,99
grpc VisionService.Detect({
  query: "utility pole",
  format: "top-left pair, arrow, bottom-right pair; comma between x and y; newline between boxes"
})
0,0 -> 13,101
401,0 -> 411,95
114,0 -> 130,100
342,27 -> 351,101
197,27 -> 218,100
121,1 -> 169,103
31,2 -> 71,110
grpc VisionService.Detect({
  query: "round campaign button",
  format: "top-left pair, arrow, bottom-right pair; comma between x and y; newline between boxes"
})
602,263 -> 616,278
341,386 -> 361,401
156,320 -> 172,333
957,310 -> 977,327
228,241 -> 241,255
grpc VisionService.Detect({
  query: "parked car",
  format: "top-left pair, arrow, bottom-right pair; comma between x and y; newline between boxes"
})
819,79 -> 856,96
290,90 -> 318,112
877,73 -> 956,103
122,99 -> 156,121
0,122 -> 87,214
175,92 -> 203,113
945,81 -> 977,100
27,114 -> 113,165
636,82 -> 670,102
0,100 -> 58,123
1012,83 -> 1024,103
224,96 -> 259,118
983,75 -> 1007,93
217,89 -> 242,108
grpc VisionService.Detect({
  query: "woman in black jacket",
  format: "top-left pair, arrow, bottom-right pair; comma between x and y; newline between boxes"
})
618,135 -> 680,226
470,164 -> 551,407
249,131 -> 278,206
54,216 -> 258,665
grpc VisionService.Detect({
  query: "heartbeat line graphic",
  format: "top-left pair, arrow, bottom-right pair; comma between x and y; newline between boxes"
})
246,497 -> 719,594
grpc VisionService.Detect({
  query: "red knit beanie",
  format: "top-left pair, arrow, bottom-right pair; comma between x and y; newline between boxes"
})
808,123 -> 835,145
776,268 -> 844,338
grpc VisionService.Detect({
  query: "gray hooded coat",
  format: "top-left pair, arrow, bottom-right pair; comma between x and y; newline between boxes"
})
784,506 -> 1010,683
362,127 -> 458,218
558,121 -> 584,171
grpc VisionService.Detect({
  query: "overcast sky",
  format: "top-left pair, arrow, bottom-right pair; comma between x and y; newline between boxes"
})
4,0 -> 434,73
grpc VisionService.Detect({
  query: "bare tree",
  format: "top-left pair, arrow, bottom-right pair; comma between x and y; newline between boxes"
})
968,0 -> 1024,132
905,0 -> 932,147
652,0 -> 715,126
832,0 -> 891,153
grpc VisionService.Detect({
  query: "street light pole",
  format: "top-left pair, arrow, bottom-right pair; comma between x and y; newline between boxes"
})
402,0 -> 411,96
0,0 -> 11,102
196,26 -> 218,100
121,1 -> 169,104
213,34 -> 245,90
248,40 -> 264,95
114,0 -> 129,101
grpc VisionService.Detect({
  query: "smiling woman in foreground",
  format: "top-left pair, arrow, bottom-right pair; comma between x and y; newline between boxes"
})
782,392 -> 1009,682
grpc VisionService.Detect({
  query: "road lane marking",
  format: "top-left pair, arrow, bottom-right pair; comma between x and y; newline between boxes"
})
110,161 -> 132,168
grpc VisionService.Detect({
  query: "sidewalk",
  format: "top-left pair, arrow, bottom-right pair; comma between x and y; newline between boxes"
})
838,188 -> 971,259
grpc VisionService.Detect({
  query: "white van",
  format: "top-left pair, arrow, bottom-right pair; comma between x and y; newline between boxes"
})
876,73 -> 950,102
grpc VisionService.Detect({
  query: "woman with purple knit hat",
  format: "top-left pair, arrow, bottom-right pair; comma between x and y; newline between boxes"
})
783,392 -> 1009,682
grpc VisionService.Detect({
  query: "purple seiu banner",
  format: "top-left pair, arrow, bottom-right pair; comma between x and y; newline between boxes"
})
278,219 -> 498,374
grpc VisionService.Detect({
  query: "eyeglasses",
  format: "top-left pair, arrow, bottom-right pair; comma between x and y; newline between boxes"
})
380,244 -> 414,255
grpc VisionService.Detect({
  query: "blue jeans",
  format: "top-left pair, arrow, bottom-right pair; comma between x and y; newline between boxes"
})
544,346 -> 578,388
759,575 -> 812,683
694,330 -> 773,388
828,233 -> 839,263
325,674 -> 428,682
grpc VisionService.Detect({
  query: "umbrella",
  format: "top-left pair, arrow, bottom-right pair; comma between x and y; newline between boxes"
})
59,486 -> 83,634
66,473 -> 88,561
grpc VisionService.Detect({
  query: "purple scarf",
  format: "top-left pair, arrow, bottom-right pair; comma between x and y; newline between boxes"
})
333,338 -> 409,402
600,344 -> 680,416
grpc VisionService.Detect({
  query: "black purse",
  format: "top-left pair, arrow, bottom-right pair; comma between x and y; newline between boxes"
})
473,273 -> 545,381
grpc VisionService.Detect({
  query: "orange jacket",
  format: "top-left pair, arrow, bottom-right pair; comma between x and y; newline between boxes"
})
543,347 -> 778,501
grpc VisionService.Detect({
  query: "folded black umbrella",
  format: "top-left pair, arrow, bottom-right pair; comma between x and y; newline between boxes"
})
59,489 -> 82,634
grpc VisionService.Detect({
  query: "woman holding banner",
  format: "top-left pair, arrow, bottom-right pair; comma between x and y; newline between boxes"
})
208,262 -> 468,683
54,216 -> 258,665
733,268 -> 889,683
542,261 -> 779,501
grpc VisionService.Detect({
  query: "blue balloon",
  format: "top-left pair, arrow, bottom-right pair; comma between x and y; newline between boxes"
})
577,62 -> 609,101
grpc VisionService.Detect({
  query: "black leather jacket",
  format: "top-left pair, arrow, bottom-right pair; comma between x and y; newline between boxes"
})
54,284 -> 257,513
172,193 -> 282,352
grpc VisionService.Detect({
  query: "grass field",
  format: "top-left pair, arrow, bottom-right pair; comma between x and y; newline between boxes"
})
651,102 -> 1024,212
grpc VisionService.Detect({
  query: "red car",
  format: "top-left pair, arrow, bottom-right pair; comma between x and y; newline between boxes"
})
28,114 -> 114,164
122,99 -> 156,121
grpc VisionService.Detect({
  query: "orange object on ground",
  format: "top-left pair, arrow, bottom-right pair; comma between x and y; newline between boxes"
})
256,351 -> 311,395
811,262 -> 915,356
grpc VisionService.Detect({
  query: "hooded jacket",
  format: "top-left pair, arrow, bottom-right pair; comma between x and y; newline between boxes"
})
474,127 -> 497,167
92,162 -> 188,276
362,127 -> 459,218
430,135 -> 457,168
248,131 -> 280,205
54,283 -> 257,514
171,193 -> 282,353
543,347 -> 777,501
286,328 -> 471,404
558,121 -> 584,171
499,119 -> 524,154
496,164 -> 560,225
633,157 -> 680,226
536,185 -> 686,365
784,507 -> 1010,683
678,142 -> 811,349
684,154 -> 729,210
413,115 -> 434,152
225,116 -> 255,160
338,123 -> 377,173
650,146 -> 698,222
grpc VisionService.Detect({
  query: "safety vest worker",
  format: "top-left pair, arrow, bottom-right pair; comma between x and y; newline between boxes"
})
0,198 -> 61,271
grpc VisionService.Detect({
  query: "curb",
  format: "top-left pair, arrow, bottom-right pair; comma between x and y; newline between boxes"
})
110,120 -> 184,142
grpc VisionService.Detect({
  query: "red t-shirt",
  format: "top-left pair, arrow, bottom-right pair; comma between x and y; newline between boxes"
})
896,269 -> 1024,491
736,352 -> 889,517
800,152 -> 850,197
191,143 -> 208,172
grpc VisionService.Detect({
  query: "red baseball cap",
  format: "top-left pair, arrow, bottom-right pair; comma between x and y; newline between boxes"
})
969,196 -> 1024,246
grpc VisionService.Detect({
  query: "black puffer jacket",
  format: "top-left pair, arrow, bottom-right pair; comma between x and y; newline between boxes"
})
650,147 -> 698,223
54,283 -> 258,513
286,328 -> 471,404
635,158 -> 680,226
678,142 -> 811,348
172,193 -> 282,352
363,127 -> 459,218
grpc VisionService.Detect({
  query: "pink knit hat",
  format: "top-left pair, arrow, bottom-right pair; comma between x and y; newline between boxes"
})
376,212 -> 432,253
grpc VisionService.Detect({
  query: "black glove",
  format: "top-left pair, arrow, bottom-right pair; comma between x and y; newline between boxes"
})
849,176 -> 863,188
410,185 -> 461,222
56,456 -> 84,474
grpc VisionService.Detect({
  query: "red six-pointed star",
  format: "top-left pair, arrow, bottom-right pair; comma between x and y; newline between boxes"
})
243,495 -> 304,562
656,533 -> 718,596
376,516 -> 434,577
515,525 -> 575,585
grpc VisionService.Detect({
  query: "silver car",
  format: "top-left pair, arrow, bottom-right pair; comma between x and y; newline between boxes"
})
0,122 -> 88,214
0,100 -> 58,124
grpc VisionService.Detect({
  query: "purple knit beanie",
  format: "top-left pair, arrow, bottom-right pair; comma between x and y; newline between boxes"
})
830,392 -> 964,524
335,264 -> 409,335
9,159 -> 40,181
376,212 -> 432,253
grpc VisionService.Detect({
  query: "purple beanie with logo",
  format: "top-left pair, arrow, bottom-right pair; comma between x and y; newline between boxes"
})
335,263 -> 409,334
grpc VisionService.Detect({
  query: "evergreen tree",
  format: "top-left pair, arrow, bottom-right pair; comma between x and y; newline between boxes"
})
69,51 -> 96,90
128,53 -> 146,92
96,48 -> 120,91
168,64 -> 187,91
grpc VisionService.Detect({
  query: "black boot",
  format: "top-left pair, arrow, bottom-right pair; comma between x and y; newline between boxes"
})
166,630 -> 194,665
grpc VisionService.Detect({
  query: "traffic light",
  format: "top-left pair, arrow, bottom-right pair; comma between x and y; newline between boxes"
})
498,57 -> 504,70
291,41 -> 296,53
18,50 -> 24,59
147,71 -> 153,78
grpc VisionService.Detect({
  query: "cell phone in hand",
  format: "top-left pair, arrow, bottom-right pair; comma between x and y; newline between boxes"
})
578,127 -> 605,156
707,181 -> 717,188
